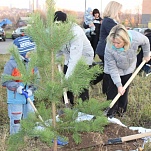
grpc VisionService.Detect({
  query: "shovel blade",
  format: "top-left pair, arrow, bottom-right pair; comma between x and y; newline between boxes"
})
107,138 -> 122,144
104,107 -> 111,116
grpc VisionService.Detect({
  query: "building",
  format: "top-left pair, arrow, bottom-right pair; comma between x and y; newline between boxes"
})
142,0 -> 151,27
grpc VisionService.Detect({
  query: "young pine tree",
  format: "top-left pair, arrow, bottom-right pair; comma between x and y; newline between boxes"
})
7,0 -> 110,150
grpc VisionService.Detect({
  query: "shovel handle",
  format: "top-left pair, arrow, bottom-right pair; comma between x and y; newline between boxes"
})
63,88 -> 69,105
122,131 -> 151,142
58,64 -> 69,106
108,131 -> 151,144
27,98 -> 44,122
109,59 -> 146,108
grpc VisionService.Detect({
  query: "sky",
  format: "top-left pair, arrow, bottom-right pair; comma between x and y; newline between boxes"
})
0,0 -> 143,13
56,0 -> 143,12
0,0 -> 29,8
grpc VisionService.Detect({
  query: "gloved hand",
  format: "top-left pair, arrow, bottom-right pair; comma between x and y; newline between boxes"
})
17,86 -> 33,98
26,89 -> 33,97
16,86 -> 24,94
21,90 -> 28,99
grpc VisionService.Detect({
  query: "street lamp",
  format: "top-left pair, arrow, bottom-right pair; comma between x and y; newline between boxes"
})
101,0 -> 102,17
85,0 -> 86,12
33,0 -> 34,13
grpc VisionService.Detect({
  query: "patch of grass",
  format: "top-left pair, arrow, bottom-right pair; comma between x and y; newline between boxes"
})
0,54 -> 10,125
1,54 -> 151,150
5,29 -> 13,39
118,74 -> 151,128
0,125 -> 9,151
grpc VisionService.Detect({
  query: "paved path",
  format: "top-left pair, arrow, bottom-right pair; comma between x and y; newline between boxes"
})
0,39 -> 13,54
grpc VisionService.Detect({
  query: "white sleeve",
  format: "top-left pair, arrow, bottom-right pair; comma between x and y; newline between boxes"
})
65,29 -> 83,78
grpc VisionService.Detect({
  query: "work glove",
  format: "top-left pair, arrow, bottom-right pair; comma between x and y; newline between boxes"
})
17,86 -> 28,99
26,89 -> 33,97
16,86 -> 24,94
16,86 -> 32,99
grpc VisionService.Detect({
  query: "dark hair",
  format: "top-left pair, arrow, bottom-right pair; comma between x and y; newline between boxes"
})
54,11 -> 67,22
144,29 -> 151,35
92,9 -> 100,16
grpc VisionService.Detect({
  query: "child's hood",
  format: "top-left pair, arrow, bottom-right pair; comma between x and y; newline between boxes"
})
87,7 -> 92,13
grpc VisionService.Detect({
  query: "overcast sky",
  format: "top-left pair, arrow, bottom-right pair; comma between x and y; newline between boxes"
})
0,0 -> 143,13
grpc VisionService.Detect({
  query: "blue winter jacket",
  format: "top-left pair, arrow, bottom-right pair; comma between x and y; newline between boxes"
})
2,56 -> 39,104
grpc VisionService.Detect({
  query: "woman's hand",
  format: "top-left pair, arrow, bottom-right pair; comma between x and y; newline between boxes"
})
118,86 -> 125,95
143,56 -> 150,63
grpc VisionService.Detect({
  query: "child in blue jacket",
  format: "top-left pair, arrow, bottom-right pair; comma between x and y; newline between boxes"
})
2,35 -> 39,134
84,7 -> 96,36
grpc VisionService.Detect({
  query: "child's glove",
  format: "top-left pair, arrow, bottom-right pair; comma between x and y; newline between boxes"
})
17,86 -> 33,99
16,86 -> 24,94
26,89 -> 33,97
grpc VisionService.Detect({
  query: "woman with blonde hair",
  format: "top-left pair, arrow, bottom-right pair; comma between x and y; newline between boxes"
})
94,1 -> 122,94
104,24 -> 150,117
96,1 -> 122,62
103,1 -> 122,23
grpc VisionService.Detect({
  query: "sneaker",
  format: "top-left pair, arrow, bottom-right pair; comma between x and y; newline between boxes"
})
106,110 -> 117,118
143,64 -> 151,76
145,65 -> 151,76
146,71 -> 151,76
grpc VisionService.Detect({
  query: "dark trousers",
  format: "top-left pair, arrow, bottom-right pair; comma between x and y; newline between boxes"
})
90,33 -> 100,57
63,65 -> 89,105
98,55 -> 104,63
92,55 -> 108,94
104,73 -> 132,116
136,46 -> 151,67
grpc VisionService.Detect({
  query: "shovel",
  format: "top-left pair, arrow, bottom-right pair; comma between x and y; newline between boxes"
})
57,64 -> 71,117
105,59 -> 147,114
106,131 -> 151,145
58,64 -> 70,108
22,90 -> 44,122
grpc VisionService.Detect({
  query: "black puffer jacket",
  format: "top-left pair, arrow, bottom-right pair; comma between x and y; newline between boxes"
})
145,32 -> 151,64
145,32 -> 151,50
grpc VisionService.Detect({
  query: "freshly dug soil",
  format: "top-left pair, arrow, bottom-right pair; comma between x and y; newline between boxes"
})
42,123 -> 144,151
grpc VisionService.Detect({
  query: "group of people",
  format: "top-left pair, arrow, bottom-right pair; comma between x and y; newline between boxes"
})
2,1 -> 151,135
83,1 -> 150,117
84,7 -> 102,56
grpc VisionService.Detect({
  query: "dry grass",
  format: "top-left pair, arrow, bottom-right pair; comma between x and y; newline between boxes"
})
0,54 -> 9,125
1,54 -> 151,150
0,54 -> 10,151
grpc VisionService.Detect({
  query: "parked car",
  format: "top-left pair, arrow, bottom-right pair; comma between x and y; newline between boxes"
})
139,28 -> 149,34
12,26 -> 27,39
132,27 -> 151,35
0,27 -> 6,41
132,28 -> 142,32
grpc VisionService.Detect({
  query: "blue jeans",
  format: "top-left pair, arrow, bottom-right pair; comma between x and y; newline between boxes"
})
8,103 -> 34,135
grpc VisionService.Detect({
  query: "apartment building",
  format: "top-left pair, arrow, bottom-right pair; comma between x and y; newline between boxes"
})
142,0 -> 151,27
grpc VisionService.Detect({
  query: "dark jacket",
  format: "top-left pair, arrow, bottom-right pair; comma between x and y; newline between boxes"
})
91,17 -> 102,52
145,32 -> 151,50
96,17 -> 117,57
83,17 -> 102,53
136,32 -> 151,67
144,32 -> 151,65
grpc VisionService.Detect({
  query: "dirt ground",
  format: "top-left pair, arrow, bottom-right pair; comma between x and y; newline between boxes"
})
40,123 -> 144,151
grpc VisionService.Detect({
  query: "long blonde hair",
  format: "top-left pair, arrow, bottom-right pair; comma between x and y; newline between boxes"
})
103,1 -> 122,23
107,24 -> 131,51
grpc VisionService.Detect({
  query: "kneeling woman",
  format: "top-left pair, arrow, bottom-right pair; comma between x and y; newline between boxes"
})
104,24 -> 150,117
